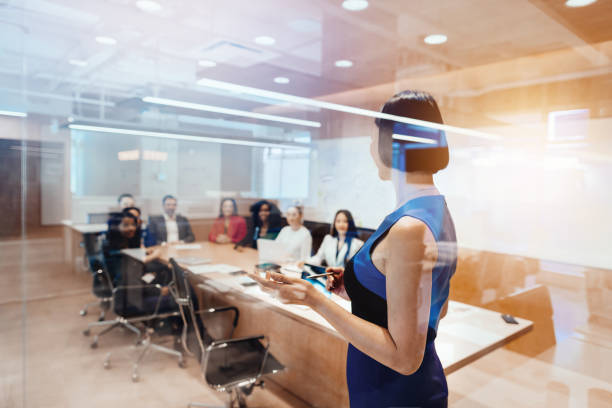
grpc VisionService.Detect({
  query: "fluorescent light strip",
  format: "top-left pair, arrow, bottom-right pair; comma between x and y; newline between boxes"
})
0,110 -> 28,118
142,96 -> 321,128
392,134 -> 438,145
68,124 -> 310,150
197,78 -> 500,140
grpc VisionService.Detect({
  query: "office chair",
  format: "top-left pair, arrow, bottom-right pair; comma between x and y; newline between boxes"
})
82,254 -> 160,349
90,255 -> 186,382
168,258 -> 284,408
101,285 -> 186,382
80,232 -> 112,321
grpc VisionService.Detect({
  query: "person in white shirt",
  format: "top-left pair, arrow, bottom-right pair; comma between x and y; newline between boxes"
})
275,206 -> 312,262
307,209 -> 363,267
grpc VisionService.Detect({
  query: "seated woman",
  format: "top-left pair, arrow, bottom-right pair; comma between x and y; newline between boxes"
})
276,205 -> 312,262
208,198 -> 247,244
104,209 -> 174,314
307,209 -> 363,267
249,200 -> 283,248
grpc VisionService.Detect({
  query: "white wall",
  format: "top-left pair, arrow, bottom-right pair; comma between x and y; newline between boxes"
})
312,119 -> 612,270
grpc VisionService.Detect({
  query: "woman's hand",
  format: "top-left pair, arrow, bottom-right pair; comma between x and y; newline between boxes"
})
216,234 -> 230,244
248,271 -> 325,307
145,247 -> 162,260
160,286 -> 169,296
326,267 -> 350,300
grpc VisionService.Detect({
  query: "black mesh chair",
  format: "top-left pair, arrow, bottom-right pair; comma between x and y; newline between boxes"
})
79,232 -> 112,320
95,255 -> 187,382
83,255 -> 170,349
168,258 -> 284,408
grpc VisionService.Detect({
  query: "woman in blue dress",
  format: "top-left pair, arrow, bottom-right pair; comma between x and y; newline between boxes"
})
250,90 -> 457,408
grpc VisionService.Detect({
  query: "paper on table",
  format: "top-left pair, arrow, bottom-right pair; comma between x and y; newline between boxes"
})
190,264 -> 244,275
174,243 -> 202,250
173,257 -> 211,265
141,273 -> 155,284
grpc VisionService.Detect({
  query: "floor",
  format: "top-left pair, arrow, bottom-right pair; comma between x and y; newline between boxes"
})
1,235 -> 611,407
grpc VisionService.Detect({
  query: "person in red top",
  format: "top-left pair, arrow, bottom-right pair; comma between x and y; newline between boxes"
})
209,198 -> 247,244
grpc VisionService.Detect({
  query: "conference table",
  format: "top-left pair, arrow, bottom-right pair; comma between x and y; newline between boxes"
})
124,242 -> 533,408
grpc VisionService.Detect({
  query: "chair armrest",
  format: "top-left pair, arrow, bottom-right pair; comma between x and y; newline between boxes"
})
112,283 -> 163,293
95,269 -> 114,289
196,306 -> 240,328
207,334 -> 266,351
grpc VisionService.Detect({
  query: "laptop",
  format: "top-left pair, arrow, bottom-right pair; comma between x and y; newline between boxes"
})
257,239 -> 292,264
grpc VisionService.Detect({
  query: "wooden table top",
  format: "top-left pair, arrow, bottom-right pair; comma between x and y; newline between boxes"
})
123,241 -> 533,374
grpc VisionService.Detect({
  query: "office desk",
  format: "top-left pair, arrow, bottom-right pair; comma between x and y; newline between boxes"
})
128,242 -> 532,408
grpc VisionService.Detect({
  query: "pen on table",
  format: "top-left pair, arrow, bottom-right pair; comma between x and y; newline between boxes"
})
305,272 -> 335,279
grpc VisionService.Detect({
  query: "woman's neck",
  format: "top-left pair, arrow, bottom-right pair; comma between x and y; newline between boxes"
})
290,224 -> 301,231
391,169 -> 439,208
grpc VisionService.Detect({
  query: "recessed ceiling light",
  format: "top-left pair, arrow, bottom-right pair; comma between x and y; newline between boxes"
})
424,34 -> 447,45
254,36 -> 276,46
273,77 -> 290,84
135,0 -> 162,13
334,59 -> 353,68
69,59 -> 88,67
95,36 -> 117,45
565,0 -> 597,7
342,0 -> 369,11
198,60 -> 217,68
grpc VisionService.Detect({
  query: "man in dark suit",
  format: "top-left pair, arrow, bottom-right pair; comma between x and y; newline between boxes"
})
145,195 -> 195,246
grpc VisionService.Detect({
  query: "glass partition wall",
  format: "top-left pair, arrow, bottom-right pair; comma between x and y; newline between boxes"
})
1,0 -> 611,407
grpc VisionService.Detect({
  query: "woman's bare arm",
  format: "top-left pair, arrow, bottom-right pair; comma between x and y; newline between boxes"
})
250,218 -> 434,375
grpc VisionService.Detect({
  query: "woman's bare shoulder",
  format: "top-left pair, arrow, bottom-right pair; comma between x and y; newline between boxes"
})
387,216 -> 428,240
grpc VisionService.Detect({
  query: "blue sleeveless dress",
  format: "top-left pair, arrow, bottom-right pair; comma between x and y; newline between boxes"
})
344,195 -> 457,408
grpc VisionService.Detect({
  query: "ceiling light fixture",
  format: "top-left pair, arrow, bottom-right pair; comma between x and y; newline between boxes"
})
0,110 -> 28,118
334,59 -> 353,68
254,36 -> 276,46
565,0 -> 597,7
95,36 -> 117,45
69,59 -> 88,67
273,77 -> 290,84
424,34 -> 447,45
342,0 -> 369,11
198,60 -> 217,68
142,96 -> 321,128
68,124 -> 310,150
392,134 -> 438,145
135,0 -> 163,13
196,77 -> 500,140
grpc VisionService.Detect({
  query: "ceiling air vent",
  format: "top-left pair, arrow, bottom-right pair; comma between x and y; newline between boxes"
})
200,39 -> 278,68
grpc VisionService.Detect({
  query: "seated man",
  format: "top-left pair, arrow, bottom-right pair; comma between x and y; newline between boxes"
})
146,195 -> 195,246
118,193 -> 135,210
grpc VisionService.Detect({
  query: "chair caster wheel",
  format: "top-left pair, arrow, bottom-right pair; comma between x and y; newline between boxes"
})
80,310 -> 87,316
132,372 -> 139,382
98,316 -> 105,322
178,360 -> 186,368
83,329 -> 90,336
103,361 -> 110,369
90,341 -> 98,349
